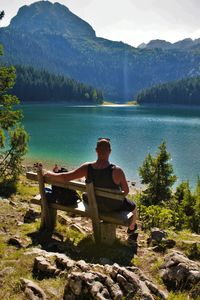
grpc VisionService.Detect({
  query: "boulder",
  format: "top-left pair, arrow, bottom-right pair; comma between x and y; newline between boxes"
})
160,251 -> 200,291
24,208 -> 40,223
20,278 -> 47,300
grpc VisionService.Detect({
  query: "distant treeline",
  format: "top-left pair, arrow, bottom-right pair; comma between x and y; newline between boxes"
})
136,76 -> 200,106
10,65 -> 103,104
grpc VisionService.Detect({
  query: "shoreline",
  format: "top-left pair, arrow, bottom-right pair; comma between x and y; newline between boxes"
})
102,101 -> 138,107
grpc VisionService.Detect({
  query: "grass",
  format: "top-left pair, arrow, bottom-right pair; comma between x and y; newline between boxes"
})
168,229 -> 200,259
167,292 -> 199,300
1,177 -> 200,299
16,175 -> 38,200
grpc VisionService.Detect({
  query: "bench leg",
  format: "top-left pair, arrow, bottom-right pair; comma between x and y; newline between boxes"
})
100,222 -> 117,245
41,207 -> 57,233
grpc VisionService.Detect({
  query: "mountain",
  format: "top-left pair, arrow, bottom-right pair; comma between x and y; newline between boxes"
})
140,38 -> 200,50
138,39 -> 173,50
1,1 -> 200,101
9,1 -> 95,38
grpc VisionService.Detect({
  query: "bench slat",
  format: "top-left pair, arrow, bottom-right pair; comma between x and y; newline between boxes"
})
26,172 -> 125,200
31,196 -> 132,226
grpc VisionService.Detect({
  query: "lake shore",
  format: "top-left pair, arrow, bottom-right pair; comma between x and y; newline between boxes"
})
102,101 -> 138,106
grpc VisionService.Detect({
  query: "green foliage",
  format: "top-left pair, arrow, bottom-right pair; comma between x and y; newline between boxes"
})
139,204 -> 174,230
136,75 -> 200,106
0,44 -> 28,196
167,292 -> 193,300
11,65 -> 103,104
139,141 -> 177,206
138,177 -> 200,233
137,143 -> 200,233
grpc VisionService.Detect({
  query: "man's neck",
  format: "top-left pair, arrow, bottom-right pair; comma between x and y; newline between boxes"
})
95,158 -> 110,168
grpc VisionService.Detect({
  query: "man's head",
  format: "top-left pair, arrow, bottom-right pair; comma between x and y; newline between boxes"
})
96,138 -> 111,159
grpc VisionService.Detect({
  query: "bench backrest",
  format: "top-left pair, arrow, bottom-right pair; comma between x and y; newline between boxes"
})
26,171 -> 125,200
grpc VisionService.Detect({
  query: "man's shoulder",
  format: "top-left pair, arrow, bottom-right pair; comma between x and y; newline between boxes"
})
80,161 -> 95,168
112,164 -> 125,174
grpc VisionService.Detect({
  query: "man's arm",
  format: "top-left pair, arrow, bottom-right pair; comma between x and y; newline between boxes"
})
44,163 -> 88,183
112,167 -> 129,196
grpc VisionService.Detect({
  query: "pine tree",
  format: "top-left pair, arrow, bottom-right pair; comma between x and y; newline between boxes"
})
0,12 -> 28,196
139,141 -> 177,206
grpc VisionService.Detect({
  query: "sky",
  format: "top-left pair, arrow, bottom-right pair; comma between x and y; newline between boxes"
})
0,0 -> 200,47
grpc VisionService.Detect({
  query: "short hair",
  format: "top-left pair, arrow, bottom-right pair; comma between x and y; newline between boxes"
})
96,138 -> 111,153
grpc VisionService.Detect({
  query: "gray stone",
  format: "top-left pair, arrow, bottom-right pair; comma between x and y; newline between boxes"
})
69,275 -> 82,295
150,228 -> 167,242
160,251 -> 200,290
70,224 -> 85,234
24,208 -> 40,223
8,237 -> 24,248
20,278 -> 47,299
32,249 -> 168,299
34,256 -> 60,276
0,267 -> 15,277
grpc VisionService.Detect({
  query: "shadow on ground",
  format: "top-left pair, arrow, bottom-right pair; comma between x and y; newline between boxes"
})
27,230 -> 137,266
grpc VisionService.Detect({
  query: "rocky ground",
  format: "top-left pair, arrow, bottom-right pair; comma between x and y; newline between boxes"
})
0,178 -> 200,299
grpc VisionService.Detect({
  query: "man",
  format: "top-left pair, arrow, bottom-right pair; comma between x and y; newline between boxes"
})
45,138 -> 137,242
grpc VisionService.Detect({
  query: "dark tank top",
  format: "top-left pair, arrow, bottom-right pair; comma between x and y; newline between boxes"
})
86,164 -> 122,212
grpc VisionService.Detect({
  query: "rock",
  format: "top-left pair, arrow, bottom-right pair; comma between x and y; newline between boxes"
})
147,229 -> 176,252
57,214 -> 71,225
8,237 -> 24,248
69,224 -> 85,234
0,267 -> 14,277
17,221 -> 24,226
34,256 -> 60,277
76,260 -> 91,271
145,281 -> 168,299
9,200 -> 17,206
150,228 -> 167,242
24,208 -> 40,223
31,250 -> 168,299
20,278 -> 47,299
160,251 -> 200,291
0,198 -> 9,204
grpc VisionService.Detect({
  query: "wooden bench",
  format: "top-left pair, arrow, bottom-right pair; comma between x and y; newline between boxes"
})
26,168 -> 133,245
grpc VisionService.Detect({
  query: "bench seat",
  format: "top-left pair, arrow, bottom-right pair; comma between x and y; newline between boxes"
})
31,195 -> 132,226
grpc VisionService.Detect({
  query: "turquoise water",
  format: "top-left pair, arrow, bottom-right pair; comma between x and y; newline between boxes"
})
21,104 -> 200,187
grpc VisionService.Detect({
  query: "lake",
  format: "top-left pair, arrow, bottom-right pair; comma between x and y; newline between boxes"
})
21,104 -> 200,188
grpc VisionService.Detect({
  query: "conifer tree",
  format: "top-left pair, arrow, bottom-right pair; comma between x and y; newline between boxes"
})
139,141 -> 177,205
0,12 -> 28,196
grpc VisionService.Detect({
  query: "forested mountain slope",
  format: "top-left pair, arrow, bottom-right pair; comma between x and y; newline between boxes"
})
1,1 -> 200,101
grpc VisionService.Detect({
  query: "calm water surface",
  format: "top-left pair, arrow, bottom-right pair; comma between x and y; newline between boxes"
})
21,104 -> 200,187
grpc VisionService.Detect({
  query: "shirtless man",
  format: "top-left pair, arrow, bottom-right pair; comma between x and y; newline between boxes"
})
45,138 -> 137,241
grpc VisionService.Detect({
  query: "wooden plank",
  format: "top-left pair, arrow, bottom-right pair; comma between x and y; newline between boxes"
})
27,172 -> 87,193
100,223 -> 116,245
37,167 -> 56,231
26,172 -> 125,200
86,182 -> 101,243
99,211 -> 133,226
31,196 -> 132,226
31,197 -> 89,216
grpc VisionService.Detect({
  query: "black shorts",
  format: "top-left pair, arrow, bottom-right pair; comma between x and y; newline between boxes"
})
121,198 -> 136,212
82,193 -> 136,213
